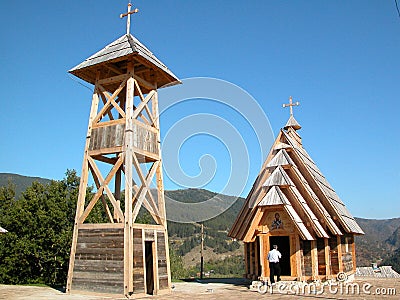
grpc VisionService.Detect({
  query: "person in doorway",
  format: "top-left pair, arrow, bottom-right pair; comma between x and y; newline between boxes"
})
267,244 -> 282,284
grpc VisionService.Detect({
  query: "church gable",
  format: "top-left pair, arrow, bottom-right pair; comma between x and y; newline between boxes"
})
229,98 -> 363,282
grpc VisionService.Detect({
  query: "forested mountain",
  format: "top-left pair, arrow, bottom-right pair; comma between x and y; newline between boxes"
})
0,172 -> 399,284
0,173 -> 50,197
355,217 -> 400,269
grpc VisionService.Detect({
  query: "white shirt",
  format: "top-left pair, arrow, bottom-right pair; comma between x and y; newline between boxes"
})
267,248 -> 282,263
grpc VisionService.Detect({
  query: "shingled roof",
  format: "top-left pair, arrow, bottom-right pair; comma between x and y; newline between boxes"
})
69,34 -> 180,89
229,116 -> 364,242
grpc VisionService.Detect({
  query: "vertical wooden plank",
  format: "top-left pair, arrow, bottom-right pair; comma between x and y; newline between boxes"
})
265,235 -> 270,280
124,62 -> 135,295
289,235 -> 296,277
337,235 -> 343,273
142,228 -> 147,294
114,167 -> 121,222
324,238 -> 331,278
153,230 -> 159,294
249,242 -> 254,277
351,235 -> 356,272
295,235 -> 302,280
152,87 -> 171,289
310,240 -> 319,280
243,243 -> 249,278
259,236 -> 265,278
254,237 -> 259,277
66,73 -> 100,294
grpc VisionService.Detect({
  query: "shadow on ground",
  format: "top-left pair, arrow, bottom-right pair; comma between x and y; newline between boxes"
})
181,277 -> 251,287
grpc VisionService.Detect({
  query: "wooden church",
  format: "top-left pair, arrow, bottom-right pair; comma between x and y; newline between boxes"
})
66,4 -> 180,296
229,97 -> 364,282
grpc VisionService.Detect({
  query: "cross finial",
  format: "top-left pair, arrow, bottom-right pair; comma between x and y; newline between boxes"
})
120,2 -> 139,35
282,96 -> 300,117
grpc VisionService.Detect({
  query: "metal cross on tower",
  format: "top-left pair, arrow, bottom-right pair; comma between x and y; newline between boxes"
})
120,2 -> 139,35
282,96 -> 300,117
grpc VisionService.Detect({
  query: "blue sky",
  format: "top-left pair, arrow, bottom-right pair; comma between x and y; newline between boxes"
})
0,0 -> 399,219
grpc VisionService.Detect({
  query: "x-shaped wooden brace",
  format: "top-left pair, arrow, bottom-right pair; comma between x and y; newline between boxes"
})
131,153 -> 163,225
79,154 -> 125,223
93,78 -> 128,124
134,79 -> 155,126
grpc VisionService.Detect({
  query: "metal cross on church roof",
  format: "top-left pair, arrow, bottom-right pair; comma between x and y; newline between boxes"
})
283,96 -> 300,117
120,2 -> 139,35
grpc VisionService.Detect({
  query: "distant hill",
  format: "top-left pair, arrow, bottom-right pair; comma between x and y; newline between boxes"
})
1,173 -> 399,273
0,173 -> 51,198
355,217 -> 400,267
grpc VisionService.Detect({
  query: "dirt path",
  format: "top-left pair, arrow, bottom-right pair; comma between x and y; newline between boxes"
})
1,278 -> 399,300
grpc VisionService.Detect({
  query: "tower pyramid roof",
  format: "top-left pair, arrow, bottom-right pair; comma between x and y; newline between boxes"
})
69,34 -> 180,89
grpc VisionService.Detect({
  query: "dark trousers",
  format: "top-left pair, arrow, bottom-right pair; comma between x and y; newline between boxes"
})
269,262 -> 281,284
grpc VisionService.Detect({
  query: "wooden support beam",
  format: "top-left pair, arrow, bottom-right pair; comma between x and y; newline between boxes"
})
94,79 -> 128,124
337,235 -> 344,273
98,85 -> 126,119
92,118 -> 125,129
153,230 -> 159,294
131,157 -> 159,222
98,90 -> 114,121
142,228 -> 147,294
124,62 -> 135,295
249,242 -> 254,277
79,155 -> 124,223
66,72 -> 101,294
134,79 -> 155,125
89,163 -> 114,223
351,235 -> 356,272
254,237 -> 259,277
244,243 -> 249,277
324,238 -> 331,278
134,74 -> 156,90
132,90 -> 155,120
259,235 -> 266,278
311,240 -> 319,280
295,235 -> 302,280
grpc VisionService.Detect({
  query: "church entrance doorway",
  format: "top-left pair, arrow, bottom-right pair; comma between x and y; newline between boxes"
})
269,236 -> 291,276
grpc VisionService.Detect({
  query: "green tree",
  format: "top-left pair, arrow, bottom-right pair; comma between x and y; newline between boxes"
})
0,170 -> 81,285
169,245 -> 189,279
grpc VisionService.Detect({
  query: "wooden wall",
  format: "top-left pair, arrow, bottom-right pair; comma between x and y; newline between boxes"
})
300,240 -> 312,276
329,237 -> 340,274
71,226 -> 169,295
341,234 -> 354,273
72,227 -> 124,294
157,231 -> 169,290
133,228 -> 145,293
89,121 -> 159,156
245,233 -> 357,281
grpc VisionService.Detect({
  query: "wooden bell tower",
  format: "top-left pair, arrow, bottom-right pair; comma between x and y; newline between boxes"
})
66,3 -> 180,296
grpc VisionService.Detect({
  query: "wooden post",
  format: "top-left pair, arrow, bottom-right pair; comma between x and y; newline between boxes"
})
324,238 -> 331,278
259,235 -> 265,278
265,235 -> 270,280
351,235 -> 356,272
310,240 -> 319,280
66,73 -> 100,294
244,243 -> 249,278
254,237 -> 259,277
153,230 -> 159,294
295,235 -> 302,280
200,223 -> 204,279
249,242 -> 254,277
337,235 -> 343,273
150,86 -> 171,289
124,62 -> 135,295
